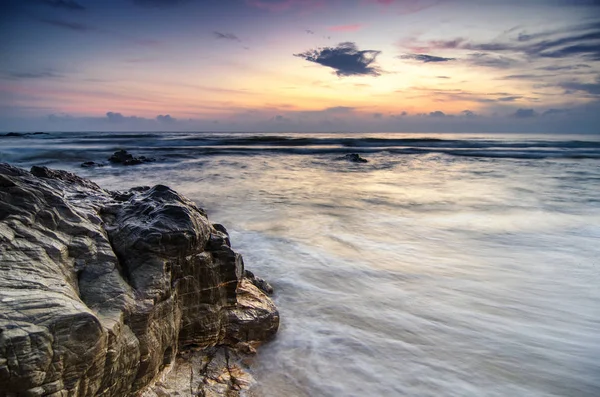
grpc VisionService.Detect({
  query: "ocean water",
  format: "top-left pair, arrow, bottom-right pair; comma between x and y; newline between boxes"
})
1,132 -> 599,396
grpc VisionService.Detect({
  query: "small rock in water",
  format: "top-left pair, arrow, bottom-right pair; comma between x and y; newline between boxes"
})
81,161 -> 105,168
108,149 -> 155,166
341,153 -> 368,163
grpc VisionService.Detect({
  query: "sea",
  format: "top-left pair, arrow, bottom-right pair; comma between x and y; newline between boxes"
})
1,131 -> 599,397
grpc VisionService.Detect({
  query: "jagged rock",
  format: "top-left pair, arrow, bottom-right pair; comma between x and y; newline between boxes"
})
108,150 -> 155,166
244,270 -> 274,296
0,163 -> 279,396
340,153 -> 368,163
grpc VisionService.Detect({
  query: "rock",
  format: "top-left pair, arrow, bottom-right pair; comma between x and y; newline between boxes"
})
81,161 -> 105,168
0,163 -> 279,396
108,150 -> 155,166
244,270 -> 274,296
341,153 -> 368,163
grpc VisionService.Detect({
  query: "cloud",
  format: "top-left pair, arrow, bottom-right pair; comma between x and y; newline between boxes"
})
294,42 -> 382,77
559,79 -> 600,96
39,18 -> 92,32
466,52 -> 516,69
513,108 -> 536,118
41,0 -> 85,11
245,0 -> 324,12
328,24 -> 363,32
411,21 -> 600,62
133,0 -> 191,7
461,110 -> 477,118
213,31 -> 241,41
157,114 -> 176,123
497,96 -> 522,102
542,108 -> 568,116
324,106 -> 355,113
7,71 -> 62,79
400,53 -> 456,63
539,64 -> 591,71
429,110 -> 446,117
106,112 -> 127,123
272,114 -> 292,122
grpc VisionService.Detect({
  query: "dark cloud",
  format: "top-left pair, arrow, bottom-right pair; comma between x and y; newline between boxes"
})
542,108 -> 568,116
400,53 -> 456,63
133,0 -> 191,7
272,115 -> 292,123
157,114 -> 176,123
413,21 -> 600,62
497,96 -> 522,102
213,31 -> 241,41
7,71 -> 62,79
559,80 -> 600,95
461,110 -> 476,118
429,110 -> 446,117
39,18 -> 92,31
106,112 -> 127,123
513,108 -> 536,118
294,42 -> 382,77
466,52 -> 516,69
41,0 -> 85,11
538,64 -> 591,71
437,76 -> 450,79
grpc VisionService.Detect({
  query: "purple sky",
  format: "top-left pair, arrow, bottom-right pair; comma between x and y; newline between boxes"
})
1,0 -> 599,133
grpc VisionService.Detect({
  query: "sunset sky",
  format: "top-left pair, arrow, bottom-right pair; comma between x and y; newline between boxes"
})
1,0 -> 599,132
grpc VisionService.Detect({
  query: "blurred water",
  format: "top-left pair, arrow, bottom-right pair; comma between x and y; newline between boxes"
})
2,132 -> 599,396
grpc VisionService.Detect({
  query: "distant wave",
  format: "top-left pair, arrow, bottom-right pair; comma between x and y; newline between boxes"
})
2,132 -> 599,162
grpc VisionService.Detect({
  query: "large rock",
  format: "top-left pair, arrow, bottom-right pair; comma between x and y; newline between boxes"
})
0,163 -> 279,396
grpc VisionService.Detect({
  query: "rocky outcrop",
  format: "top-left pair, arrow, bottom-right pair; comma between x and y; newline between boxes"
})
0,163 -> 279,396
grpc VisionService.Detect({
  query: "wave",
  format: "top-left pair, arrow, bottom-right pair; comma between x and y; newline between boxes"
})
3,133 -> 599,162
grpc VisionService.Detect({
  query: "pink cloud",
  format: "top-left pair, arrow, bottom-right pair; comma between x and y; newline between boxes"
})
328,24 -> 364,32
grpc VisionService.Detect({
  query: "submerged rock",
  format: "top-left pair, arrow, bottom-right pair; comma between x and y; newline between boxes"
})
108,149 -> 155,166
81,161 -> 105,168
340,153 -> 368,163
0,163 -> 279,396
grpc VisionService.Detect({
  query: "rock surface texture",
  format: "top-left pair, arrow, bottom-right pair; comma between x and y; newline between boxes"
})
0,163 -> 279,396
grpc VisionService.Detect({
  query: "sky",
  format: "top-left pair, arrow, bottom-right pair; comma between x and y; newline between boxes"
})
1,0 -> 599,133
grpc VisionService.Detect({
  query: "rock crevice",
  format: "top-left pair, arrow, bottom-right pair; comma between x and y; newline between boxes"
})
0,164 -> 279,396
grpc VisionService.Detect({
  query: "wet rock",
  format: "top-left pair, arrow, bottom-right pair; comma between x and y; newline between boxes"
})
81,161 -> 105,168
108,150 -> 155,166
244,270 -> 274,295
341,153 -> 368,163
0,163 -> 279,396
